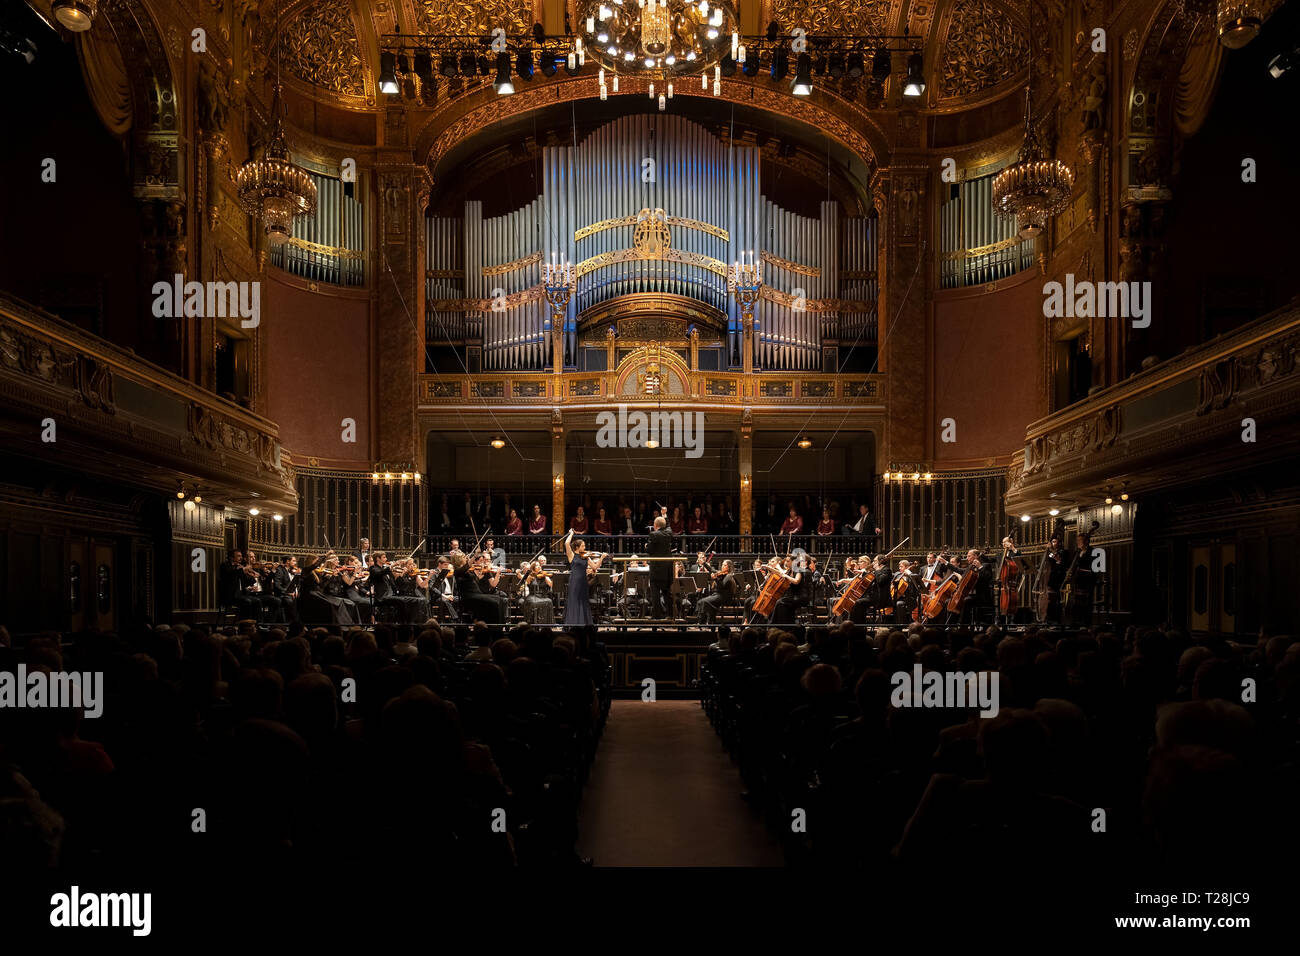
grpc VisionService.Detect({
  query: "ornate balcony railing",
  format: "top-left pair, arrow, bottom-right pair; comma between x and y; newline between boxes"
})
0,292 -> 297,512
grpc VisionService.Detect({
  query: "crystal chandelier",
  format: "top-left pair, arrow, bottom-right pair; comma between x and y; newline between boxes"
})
1216,1 -> 1262,49
992,88 -> 1074,240
237,0 -> 316,245
579,0 -> 738,75
236,90 -> 318,245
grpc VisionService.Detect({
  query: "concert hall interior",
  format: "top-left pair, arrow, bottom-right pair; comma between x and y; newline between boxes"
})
1,0 -> 1298,912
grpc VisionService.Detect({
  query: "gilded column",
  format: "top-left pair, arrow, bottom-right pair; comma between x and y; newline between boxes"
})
551,408 -> 566,534
738,408 -> 753,535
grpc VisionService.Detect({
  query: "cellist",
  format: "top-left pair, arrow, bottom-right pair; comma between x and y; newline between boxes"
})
892,558 -> 922,621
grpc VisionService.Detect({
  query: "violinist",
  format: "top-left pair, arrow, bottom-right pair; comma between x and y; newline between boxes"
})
257,556 -> 293,624
429,554 -> 459,622
301,553 -> 361,625
562,530 -> 603,627
691,551 -> 712,574
483,537 -> 506,570
869,554 -> 893,614
456,551 -> 508,624
892,559 -> 922,621
1036,535 -> 1066,624
516,559 -> 556,625
696,559 -> 737,624
342,555 -> 373,624
389,558 -> 430,625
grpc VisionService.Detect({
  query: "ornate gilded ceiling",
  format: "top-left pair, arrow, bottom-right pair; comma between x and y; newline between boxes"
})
414,0 -> 532,36
938,0 -> 1028,100
277,0 -> 366,97
264,0 -> 1029,110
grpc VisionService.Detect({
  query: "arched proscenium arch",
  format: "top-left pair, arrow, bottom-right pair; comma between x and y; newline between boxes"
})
414,75 -> 890,183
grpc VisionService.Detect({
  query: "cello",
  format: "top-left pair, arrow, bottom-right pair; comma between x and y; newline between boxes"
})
997,536 -> 1022,617
831,538 -> 909,619
748,531 -> 793,621
921,571 -> 961,622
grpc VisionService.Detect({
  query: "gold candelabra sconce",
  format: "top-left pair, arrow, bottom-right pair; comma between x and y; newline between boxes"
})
371,464 -> 421,483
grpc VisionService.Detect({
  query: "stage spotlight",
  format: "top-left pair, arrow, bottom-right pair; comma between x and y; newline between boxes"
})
540,47 -> 558,76
770,48 -> 789,81
413,51 -> 434,87
846,50 -> 864,77
517,48 -> 534,80
379,52 -> 399,95
1269,43 -> 1299,78
720,53 -> 736,76
439,53 -> 458,77
742,51 -> 761,77
903,52 -> 925,97
791,53 -> 812,95
828,53 -> 845,78
873,48 -> 891,82
494,52 -> 514,93
460,51 -> 476,76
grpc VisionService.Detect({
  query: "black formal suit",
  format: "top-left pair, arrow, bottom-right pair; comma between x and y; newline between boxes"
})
646,527 -> 675,618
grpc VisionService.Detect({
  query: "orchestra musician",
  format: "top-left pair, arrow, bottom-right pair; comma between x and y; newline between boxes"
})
1036,534 -> 1067,624
428,554 -> 459,621
892,559 -> 922,621
219,550 -> 260,619
516,559 -> 556,625
771,554 -> 810,625
562,530 -> 604,627
341,555 -> 373,623
388,558 -> 431,625
355,538 -> 371,567
1063,531 -> 1099,627
456,551 -> 508,624
869,554 -> 893,615
959,549 -> 995,626
482,537 -> 507,569
301,553 -> 362,626
696,559 -> 737,624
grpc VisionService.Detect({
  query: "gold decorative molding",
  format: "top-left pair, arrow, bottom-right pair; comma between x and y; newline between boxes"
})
482,250 -> 543,276
575,214 -> 730,242
759,288 -> 872,313
415,0 -> 531,35
770,0 -> 892,34
760,251 -> 821,277
575,247 -> 729,280
938,234 -> 1024,262
285,235 -> 366,260
427,285 -> 545,312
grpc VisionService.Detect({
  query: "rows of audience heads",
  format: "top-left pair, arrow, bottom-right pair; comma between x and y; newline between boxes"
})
0,618 -> 606,873
703,620 -> 1299,876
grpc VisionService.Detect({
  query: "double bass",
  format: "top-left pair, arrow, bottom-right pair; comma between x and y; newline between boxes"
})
997,537 -> 1022,616
831,538 -> 909,618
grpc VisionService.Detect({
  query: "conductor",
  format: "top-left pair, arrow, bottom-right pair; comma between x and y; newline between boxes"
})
646,515 -> 675,619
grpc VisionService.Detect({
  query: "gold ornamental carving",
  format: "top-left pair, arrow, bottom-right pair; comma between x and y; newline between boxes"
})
940,0 -> 1029,99
631,208 -> 672,258
482,250 -> 543,277
760,251 -> 821,277
427,285 -> 544,312
618,316 -> 689,341
771,0 -> 891,34
415,0 -> 530,35
575,246 -> 729,280
575,214 -> 729,242
277,0 -> 366,96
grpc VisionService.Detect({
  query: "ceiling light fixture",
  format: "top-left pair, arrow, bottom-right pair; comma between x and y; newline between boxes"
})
992,86 -> 1074,239
791,52 -> 812,95
902,51 -> 925,97
1217,1 -> 1262,49
52,0 -> 98,32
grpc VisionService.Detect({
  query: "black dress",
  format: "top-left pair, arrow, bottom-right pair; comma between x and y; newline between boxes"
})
564,554 -> 593,627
